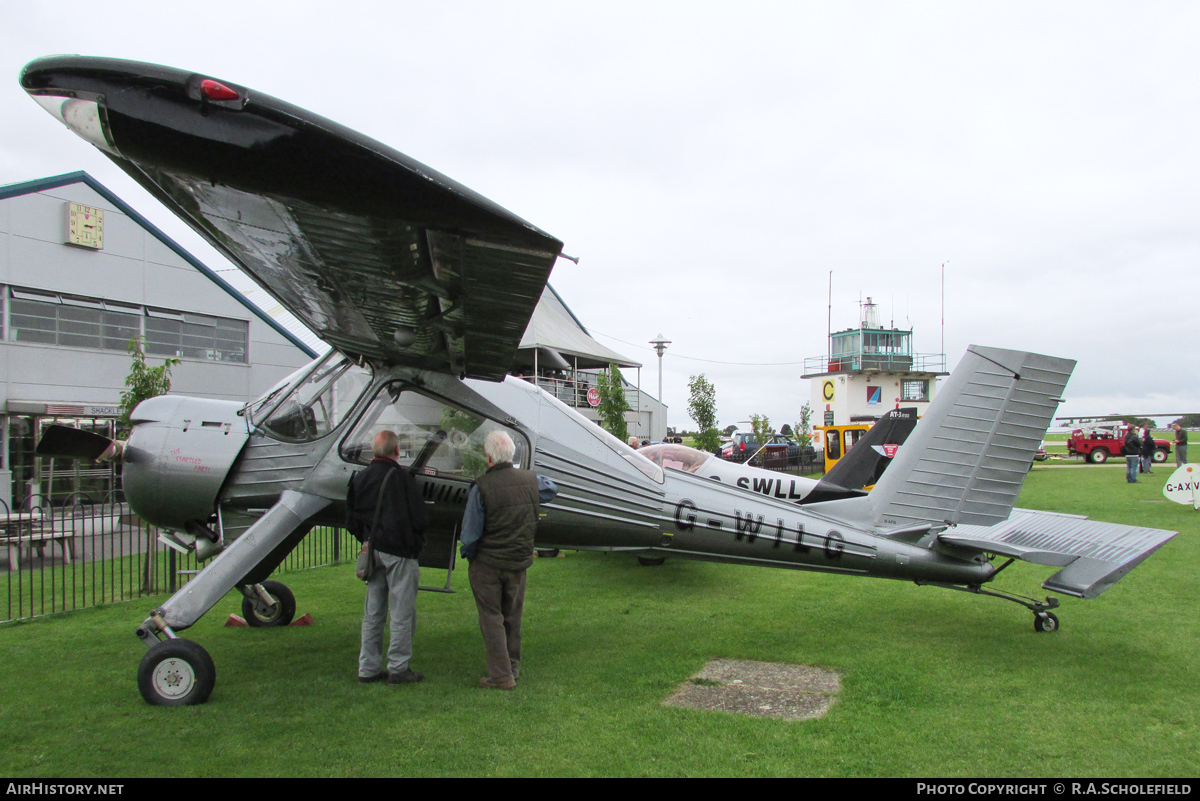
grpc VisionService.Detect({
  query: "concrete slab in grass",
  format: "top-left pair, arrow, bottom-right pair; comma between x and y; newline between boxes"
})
664,659 -> 841,722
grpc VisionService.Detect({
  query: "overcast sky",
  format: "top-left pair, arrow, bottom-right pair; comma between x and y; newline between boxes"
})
2,2 -> 1197,432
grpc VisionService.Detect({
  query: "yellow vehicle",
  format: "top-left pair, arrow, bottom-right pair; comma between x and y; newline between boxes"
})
816,424 -> 871,474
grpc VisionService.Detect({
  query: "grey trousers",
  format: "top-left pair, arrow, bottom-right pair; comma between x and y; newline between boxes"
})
1177,445 -> 1188,466
359,552 -> 419,677
468,560 -> 526,683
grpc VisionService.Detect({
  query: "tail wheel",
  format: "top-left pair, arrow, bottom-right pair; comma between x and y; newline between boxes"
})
1034,612 -> 1060,633
242,580 -> 296,627
1088,450 -> 1108,464
137,639 -> 216,706
637,556 -> 666,567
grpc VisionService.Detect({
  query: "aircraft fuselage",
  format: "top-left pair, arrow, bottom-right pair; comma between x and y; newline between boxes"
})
121,355 -> 993,595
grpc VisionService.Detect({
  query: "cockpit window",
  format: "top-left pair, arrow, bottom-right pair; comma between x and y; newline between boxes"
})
639,443 -> 712,474
340,382 -> 528,480
258,354 -> 372,442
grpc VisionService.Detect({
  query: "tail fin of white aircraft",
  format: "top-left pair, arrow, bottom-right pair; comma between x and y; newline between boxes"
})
861,346 -> 1074,530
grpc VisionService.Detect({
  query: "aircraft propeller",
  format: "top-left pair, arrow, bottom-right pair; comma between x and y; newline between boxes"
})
35,424 -> 124,462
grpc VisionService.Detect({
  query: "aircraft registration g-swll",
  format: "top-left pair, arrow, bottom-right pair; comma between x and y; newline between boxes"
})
21,56 -> 1178,706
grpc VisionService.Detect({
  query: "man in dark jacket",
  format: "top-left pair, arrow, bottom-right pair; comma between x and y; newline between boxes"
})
1122,427 -> 1141,484
346,430 -> 428,685
1140,428 -> 1157,474
459,430 -> 557,690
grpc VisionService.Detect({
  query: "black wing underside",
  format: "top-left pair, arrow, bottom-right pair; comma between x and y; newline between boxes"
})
20,56 -> 563,380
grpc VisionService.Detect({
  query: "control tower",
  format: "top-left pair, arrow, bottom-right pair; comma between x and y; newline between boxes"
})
803,297 -> 947,428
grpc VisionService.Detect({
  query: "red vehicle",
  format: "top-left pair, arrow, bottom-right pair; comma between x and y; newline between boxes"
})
1067,423 -> 1171,464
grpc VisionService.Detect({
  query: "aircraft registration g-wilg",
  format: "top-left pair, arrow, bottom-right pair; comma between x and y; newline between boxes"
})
21,56 -> 1178,706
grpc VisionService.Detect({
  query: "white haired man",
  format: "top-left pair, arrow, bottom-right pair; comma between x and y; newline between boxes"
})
459,429 -> 558,690
346,429 -> 428,685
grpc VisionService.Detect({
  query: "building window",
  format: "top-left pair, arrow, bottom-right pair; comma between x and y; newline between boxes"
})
145,309 -> 246,363
901,379 -> 929,402
6,287 -> 247,363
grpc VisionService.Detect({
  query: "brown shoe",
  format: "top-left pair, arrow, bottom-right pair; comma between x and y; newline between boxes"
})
479,676 -> 516,690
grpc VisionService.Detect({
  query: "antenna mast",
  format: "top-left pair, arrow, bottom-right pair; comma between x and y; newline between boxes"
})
827,270 -> 832,357
941,262 -> 946,367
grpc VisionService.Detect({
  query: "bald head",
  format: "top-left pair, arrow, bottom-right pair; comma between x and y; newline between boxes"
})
372,430 -> 400,459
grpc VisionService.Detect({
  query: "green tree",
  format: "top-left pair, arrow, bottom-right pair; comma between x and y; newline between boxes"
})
722,424 -> 738,437
596,363 -> 629,442
119,338 -> 180,436
796,403 -> 813,448
1171,414 -> 1200,428
749,413 -> 774,463
779,423 -> 793,437
687,374 -> 720,453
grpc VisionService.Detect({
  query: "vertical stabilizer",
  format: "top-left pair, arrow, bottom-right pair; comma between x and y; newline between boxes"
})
866,346 -> 1074,530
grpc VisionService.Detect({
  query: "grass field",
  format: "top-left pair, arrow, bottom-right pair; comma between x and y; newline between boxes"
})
0,464 -> 1196,778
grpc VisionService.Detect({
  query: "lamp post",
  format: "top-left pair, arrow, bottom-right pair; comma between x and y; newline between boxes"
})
649,333 -> 671,433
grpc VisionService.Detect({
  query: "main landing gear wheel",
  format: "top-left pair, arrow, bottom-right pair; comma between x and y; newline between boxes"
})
637,556 -> 666,567
1088,450 -> 1108,464
1034,611 -> 1060,633
137,638 -> 216,706
242,580 -> 296,627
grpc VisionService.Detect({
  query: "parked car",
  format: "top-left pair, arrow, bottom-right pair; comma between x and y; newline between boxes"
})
721,433 -> 815,466
1067,424 -> 1170,464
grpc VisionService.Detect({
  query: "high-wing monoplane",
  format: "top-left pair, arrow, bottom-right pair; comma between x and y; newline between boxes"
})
21,56 -> 1177,706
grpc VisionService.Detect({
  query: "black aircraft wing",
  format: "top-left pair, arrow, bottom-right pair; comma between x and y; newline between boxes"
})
20,56 -> 563,380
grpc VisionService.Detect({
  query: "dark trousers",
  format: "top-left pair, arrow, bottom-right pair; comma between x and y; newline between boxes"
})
468,560 -> 526,683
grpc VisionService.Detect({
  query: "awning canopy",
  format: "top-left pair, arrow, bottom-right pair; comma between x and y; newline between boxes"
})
515,285 -> 641,371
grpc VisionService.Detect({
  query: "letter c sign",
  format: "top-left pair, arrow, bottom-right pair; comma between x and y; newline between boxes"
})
822,380 -> 836,402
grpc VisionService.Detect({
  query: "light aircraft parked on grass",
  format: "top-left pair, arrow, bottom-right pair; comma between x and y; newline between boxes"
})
22,56 -> 1178,706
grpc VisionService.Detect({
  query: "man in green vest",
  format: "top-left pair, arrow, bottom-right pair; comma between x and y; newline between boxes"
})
460,430 -> 558,690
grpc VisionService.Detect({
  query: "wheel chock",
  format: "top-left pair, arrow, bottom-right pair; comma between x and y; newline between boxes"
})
289,613 -> 314,626
225,614 -> 248,627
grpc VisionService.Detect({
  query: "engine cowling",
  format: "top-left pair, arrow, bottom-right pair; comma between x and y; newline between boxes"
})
122,396 -> 250,530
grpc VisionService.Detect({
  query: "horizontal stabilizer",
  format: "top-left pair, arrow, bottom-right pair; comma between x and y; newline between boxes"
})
939,508 -> 1176,598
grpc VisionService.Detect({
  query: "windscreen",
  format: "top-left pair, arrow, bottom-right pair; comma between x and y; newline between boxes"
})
257,353 -> 372,442
340,383 -> 528,480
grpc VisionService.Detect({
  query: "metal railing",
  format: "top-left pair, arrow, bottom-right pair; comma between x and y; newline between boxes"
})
1,493 -> 353,624
530,375 -> 642,411
802,352 -> 947,376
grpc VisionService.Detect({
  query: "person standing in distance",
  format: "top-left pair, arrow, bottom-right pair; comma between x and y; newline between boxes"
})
1122,425 -> 1141,484
1140,427 -> 1156,475
1173,423 -> 1189,466
459,430 -> 558,690
346,429 -> 428,685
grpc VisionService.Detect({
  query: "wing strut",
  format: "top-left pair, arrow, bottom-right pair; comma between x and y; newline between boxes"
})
138,490 -> 330,637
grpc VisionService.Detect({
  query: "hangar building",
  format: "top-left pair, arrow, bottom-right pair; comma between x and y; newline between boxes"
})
513,284 -> 666,443
0,172 -> 317,508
